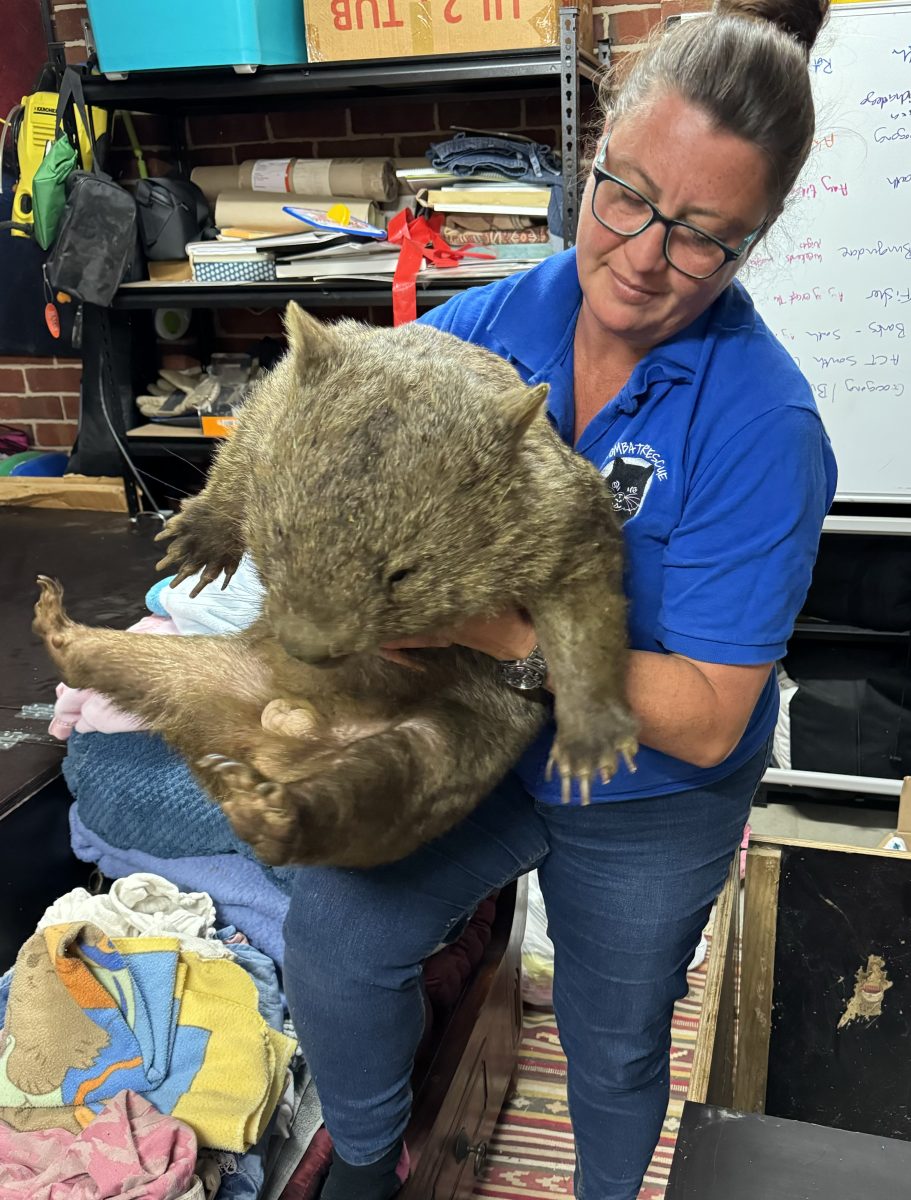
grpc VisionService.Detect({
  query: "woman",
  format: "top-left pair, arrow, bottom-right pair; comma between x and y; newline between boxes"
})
286,2 -> 837,1198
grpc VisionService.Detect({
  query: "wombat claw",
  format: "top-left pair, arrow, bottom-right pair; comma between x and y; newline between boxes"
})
546,736 -> 640,805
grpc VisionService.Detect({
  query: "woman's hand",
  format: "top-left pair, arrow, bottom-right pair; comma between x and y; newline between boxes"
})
381,611 -> 537,669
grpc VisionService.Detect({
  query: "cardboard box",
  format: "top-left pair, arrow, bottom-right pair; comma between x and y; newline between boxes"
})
0,475 -> 128,512
305,0 -> 592,62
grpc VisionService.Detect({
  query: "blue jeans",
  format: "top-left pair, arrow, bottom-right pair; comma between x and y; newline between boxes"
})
282,744 -> 768,1200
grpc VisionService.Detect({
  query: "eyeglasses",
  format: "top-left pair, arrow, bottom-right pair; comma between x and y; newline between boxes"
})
590,134 -> 767,281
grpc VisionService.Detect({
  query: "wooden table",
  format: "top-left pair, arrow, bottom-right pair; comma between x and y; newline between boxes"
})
1,507 -> 162,969
666,1102 -> 911,1199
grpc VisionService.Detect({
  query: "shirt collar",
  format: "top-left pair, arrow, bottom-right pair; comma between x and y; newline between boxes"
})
487,246 -> 723,399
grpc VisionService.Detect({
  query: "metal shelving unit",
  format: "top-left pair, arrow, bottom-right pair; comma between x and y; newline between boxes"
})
81,45 -> 600,111
74,10 -> 598,500
112,281 -> 475,311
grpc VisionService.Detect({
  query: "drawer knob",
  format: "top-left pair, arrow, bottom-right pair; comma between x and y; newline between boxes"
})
453,1128 -> 489,1177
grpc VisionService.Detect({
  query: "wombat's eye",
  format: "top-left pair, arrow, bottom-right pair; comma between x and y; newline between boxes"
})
275,525 -> 285,541
387,566 -> 413,586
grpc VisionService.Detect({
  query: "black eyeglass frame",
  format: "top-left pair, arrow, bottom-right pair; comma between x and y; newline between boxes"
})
590,134 -> 768,281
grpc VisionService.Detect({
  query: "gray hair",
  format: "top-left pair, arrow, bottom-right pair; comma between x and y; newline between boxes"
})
601,1 -> 830,215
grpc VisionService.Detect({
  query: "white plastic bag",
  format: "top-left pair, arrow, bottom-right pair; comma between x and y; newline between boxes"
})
522,869 -> 555,1007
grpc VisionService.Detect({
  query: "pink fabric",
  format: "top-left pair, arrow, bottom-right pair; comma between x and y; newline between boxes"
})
740,823 -> 752,880
0,1089 -> 197,1200
49,617 -> 179,740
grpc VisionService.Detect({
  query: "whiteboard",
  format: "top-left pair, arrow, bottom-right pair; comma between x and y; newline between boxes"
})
736,1 -> 911,501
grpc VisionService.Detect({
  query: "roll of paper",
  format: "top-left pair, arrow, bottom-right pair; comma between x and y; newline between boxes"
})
193,158 -> 397,205
213,191 -> 383,232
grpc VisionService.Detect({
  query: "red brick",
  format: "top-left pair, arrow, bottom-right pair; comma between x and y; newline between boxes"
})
660,0 -> 710,14
62,395 -> 81,420
64,42 -> 87,63
0,367 -> 25,394
0,356 -> 50,366
523,96 -> 561,126
0,396 -> 64,420
437,98 -> 522,131
31,421 -> 78,449
231,141 -> 317,161
607,7 -> 661,44
126,113 -> 175,149
26,365 -> 82,394
189,146 -> 238,167
54,6 -> 88,41
188,112 -> 271,147
313,137 -> 397,158
395,134 -> 440,157
268,107 -> 349,140
593,11 -> 608,42
350,99 -> 437,136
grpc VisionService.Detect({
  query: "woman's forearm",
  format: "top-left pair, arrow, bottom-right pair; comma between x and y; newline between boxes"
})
469,614 -> 764,768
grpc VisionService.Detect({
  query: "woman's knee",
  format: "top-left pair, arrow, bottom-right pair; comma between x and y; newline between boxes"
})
282,865 -> 445,989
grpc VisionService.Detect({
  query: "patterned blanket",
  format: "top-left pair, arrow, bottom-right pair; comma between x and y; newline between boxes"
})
0,923 -> 294,1152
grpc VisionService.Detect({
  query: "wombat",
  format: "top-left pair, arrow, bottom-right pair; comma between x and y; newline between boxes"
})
34,303 -> 636,869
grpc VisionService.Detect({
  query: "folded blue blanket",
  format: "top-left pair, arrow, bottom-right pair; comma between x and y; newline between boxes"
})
69,806 -> 291,965
64,730 -> 297,888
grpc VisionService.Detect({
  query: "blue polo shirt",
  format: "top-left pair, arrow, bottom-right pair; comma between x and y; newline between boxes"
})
419,249 -> 837,804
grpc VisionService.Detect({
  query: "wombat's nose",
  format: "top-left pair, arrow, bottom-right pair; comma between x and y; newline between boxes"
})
274,616 -> 343,664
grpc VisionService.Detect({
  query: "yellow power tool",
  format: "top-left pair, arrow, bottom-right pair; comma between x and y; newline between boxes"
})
2,89 -> 107,238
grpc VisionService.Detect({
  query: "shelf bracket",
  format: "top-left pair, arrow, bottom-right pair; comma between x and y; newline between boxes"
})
559,6 -> 581,246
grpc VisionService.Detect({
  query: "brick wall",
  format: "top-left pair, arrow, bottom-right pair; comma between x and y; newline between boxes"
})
2,0 -> 697,455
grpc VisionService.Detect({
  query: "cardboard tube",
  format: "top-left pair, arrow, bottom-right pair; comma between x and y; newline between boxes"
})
193,159 -> 397,205
190,165 -> 241,204
213,191 -> 382,232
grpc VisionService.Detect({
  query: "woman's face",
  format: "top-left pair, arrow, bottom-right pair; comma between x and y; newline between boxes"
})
575,91 -> 772,351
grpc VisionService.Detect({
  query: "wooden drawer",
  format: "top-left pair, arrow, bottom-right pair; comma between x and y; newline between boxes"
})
402,878 -> 526,1200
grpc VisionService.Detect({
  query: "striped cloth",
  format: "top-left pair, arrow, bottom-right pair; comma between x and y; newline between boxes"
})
471,941 -> 711,1200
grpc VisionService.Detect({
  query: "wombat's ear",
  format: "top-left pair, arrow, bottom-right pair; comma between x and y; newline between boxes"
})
283,302 -> 338,365
500,382 -> 549,443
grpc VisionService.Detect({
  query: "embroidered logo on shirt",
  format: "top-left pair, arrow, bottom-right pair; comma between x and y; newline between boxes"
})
600,456 -> 657,524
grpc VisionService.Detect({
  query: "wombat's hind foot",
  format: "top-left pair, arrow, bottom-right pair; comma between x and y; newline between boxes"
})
198,753 -> 301,867
547,702 -> 639,805
33,575 -> 73,649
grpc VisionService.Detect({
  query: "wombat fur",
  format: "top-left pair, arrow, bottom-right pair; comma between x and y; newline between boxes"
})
34,303 -> 636,869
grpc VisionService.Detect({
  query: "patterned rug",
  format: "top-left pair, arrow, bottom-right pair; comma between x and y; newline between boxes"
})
470,944 -> 711,1200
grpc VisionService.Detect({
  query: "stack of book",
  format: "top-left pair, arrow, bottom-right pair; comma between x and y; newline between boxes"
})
398,163 -> 554,263
186,229 -> 408,284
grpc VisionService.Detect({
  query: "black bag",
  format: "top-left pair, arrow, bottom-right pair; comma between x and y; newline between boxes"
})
44,70 -> 136,307
46,170 -> 137,306
135,177 -> 212,261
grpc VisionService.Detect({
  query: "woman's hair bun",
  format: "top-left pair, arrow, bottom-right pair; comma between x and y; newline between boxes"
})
713,0 -> 830,55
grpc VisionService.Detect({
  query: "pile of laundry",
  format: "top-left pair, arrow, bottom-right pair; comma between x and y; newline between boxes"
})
51,558 -> 295,966
0,874 -> 323,1200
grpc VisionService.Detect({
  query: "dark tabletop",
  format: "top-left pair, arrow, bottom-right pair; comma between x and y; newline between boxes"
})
666,1102 -> 911,1199
2,507 -> 163,816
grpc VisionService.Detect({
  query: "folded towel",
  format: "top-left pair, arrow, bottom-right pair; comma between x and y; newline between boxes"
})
64,732 -> 240,860
69,807 -> 291,964
0,924 -> 295,1152
0,1088 -> 197,1200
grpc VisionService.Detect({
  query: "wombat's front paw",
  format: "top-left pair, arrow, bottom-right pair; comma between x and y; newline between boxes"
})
548,702 -> 639,804
154,508 -> 242,598
197,754 -> 302,866
33,576 -> 74,655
